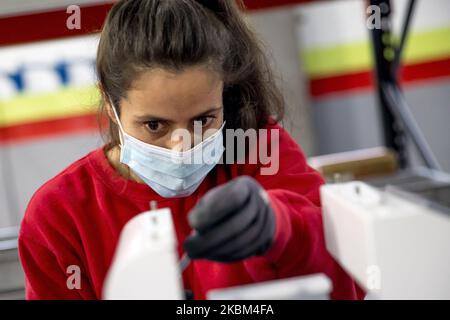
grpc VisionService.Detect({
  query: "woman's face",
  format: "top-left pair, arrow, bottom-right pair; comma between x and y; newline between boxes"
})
111,65 -> 224,150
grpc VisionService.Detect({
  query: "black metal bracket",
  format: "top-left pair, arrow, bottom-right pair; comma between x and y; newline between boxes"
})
369,0 -> 441,170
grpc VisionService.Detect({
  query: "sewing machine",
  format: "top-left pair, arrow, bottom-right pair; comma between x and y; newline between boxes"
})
321,180 -> 450,299
103,203 -> 333,300
102,204 -> 183,300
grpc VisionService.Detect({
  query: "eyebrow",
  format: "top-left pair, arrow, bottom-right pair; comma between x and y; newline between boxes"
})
134,106 -> 223,123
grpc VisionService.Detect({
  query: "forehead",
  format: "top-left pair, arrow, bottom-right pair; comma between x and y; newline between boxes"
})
123,66 -> 224,120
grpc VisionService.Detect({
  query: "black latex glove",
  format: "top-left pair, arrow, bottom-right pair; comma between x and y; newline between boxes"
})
184,176 -> 276,263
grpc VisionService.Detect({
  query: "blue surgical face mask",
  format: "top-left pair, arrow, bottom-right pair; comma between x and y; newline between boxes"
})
111,103 -> 225,198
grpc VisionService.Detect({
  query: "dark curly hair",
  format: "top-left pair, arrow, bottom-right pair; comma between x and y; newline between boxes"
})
96,0 -> 285,147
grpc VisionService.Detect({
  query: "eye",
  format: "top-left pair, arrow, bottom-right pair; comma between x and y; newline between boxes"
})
145,120 -> 163,133
193,116 -> 215,128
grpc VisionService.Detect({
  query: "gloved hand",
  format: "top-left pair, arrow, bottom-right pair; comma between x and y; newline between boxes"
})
184,176 -> 276,263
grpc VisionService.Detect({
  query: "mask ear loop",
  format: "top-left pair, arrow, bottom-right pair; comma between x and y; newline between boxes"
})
108,97 -> 125,148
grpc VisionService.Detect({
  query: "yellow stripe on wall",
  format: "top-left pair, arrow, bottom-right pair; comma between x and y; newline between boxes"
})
0,85 -> 100,127
303,27 -> 450,78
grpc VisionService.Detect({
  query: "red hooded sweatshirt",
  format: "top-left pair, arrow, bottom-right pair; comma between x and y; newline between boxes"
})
18,123 -> 364,300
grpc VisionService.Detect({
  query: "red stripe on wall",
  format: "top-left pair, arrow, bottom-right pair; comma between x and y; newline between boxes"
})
0,114 -> 104,145
0,3 -> 114,46
310,57 -> 450,97
310,71 -> 374,97
402,58 -> 450,82
243,0 -> 314,10
0,1 -> 315,46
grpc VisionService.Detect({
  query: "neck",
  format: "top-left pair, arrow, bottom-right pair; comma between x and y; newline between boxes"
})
106,145 -> 145,184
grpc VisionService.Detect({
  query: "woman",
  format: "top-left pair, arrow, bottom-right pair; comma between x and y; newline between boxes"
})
18,0 -> 363,300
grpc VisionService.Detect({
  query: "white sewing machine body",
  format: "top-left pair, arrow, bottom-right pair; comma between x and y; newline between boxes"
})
208,273 -> 332,300
102,205 -> 334,300
102,207 -> 183,300
321,181 -> 450,299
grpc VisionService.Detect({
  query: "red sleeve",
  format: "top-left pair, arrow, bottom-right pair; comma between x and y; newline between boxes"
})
243,124 -> 365,300
18,180 -> 96,300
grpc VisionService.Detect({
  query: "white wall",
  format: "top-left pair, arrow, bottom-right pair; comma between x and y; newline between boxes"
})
246,7 -> 314,156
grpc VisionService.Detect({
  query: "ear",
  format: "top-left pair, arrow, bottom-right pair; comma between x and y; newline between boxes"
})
106,101 -> 118,125
101,93 -> 119,126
